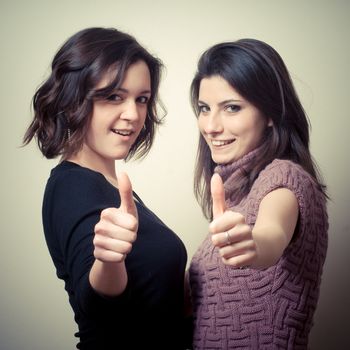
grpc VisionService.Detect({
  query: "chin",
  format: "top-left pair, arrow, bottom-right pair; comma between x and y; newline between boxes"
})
212,157 -> 230,165
109,152 -> 129,160
211,153 -> 235,164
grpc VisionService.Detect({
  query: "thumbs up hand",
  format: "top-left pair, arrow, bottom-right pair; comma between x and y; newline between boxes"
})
210,173 -> 257,268
93,172 -> 138,263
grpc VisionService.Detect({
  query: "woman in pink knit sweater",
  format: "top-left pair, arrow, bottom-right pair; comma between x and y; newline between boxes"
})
189,39 -> 328,349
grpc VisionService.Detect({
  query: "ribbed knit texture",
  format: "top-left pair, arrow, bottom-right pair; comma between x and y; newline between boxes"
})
189,149 -> 328,349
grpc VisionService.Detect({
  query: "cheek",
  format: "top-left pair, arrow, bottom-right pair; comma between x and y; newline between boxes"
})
255,119 -> 269,136
86,120 -> 102,139
248,124 -> 268,146
197,117 -> 205,133
137,115 -> 147,132
139,108 -> 148,123
197,119 -> 208,143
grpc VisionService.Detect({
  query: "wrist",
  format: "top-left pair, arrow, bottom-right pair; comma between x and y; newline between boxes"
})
89,259 -> 128,297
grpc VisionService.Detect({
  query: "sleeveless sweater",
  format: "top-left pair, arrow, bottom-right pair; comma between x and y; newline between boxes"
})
189,149 -> 328,349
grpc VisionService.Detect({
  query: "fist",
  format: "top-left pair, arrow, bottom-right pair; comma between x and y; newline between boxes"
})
210,173 -> 257,268
93,172 -> 138,263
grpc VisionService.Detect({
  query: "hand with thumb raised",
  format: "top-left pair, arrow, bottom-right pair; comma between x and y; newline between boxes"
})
93,172 -> 138,263
210,173 -> 257,268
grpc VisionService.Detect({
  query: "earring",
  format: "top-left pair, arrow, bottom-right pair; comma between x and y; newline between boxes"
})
67,128 -> 71,142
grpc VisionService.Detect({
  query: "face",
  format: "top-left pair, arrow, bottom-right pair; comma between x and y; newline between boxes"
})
197,75 -> 272,164
82,60 -> 151,165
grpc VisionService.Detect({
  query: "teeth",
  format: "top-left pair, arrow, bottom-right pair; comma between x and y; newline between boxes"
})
211,139 -> 234,146
111,129 -> 132,136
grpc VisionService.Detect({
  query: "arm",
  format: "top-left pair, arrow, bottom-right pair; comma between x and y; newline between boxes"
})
251,188 -> 298,268
210,174 -> 299,269
48,169 -> 138,310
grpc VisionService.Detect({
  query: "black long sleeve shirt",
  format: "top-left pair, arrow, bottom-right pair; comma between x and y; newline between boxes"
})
42,161 -> 188,349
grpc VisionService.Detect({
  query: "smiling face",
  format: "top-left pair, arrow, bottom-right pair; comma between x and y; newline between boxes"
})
74,60 -> 151,169
197,75 -> 272,164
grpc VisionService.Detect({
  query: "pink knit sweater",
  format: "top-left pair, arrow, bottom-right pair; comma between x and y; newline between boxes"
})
189,150 -> 328,349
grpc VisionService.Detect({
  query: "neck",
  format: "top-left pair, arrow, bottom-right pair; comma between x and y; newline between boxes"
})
67,147 -> 117,183
215,146 -> 264,182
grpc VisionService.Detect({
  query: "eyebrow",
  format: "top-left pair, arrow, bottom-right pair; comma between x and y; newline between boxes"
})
117,88 -> 151,95
198,99 -> 242,106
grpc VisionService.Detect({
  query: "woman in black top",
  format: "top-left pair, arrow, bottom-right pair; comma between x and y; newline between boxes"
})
23,27 -> 188,349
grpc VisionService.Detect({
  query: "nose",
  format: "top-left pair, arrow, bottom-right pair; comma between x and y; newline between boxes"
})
201,111 -> 223,135
120,100 -> 140,122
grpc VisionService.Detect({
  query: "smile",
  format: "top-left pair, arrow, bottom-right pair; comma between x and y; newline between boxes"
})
211,139 -> 235,146
111,129 -> 133,136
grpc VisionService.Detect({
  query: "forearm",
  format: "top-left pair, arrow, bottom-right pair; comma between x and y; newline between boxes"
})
251,225 -> 289,269
89,259 -> 128,297
250,188 -> 298,269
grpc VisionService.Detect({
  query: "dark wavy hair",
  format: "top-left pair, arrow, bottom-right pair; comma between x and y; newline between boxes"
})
190,39 -> 327,219
23,27 -> 164,160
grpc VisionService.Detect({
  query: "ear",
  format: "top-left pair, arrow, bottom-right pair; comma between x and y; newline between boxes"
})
267,118 -> 273,127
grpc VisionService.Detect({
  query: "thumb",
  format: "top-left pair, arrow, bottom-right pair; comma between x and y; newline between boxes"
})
117,172 -> 137,218
211,173 -> 226,219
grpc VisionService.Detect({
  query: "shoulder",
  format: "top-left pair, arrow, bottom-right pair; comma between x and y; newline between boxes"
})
49,161 -> 103,186
44,162 -> 119,212
257,159 -> 315,192
251,159 -> 327,217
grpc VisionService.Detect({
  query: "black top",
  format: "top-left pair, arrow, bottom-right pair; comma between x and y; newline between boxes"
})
42,161 -> 188,349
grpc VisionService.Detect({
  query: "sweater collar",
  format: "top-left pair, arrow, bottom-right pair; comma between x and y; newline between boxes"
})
214,145 -> 264,184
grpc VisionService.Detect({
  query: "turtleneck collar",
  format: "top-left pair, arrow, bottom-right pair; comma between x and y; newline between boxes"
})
214,145 -> 265,184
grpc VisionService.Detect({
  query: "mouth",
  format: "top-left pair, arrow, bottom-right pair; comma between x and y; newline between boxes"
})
211,139 -> 235,147
111,129 -> 134,136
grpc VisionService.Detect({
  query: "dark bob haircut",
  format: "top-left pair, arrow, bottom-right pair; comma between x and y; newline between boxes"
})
191,39 -> 327,219
24,27 -> 164,160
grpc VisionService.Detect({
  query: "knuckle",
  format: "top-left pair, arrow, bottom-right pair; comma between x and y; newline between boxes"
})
94,222 -> 101,233
231,211 -> 245,223
95,234 -> 106,246
130,232 -> 137,243
101,207 -> 117,220
249,250 -> 258,261
222,256 -> 236,267
119,253 -> 127,262
94,222 -> 105,235
247,240 -> 256,250
231,259 -> 242,268
101,208 -> 110,218
211,235 -> 218,246
124,242 -> 133,254
220,247 -> 230,258
237,215 -> 245,224
93,247 -> 101,259
244,225 -> 251,234
129,217 -> 138,231
209,221 -> 219,234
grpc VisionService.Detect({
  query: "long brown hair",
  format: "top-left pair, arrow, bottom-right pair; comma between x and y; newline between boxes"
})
23,27 -> 164,160
191,39 -> 327,219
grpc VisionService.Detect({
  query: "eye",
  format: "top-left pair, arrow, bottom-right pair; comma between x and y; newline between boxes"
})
106,94 -> 122,102
225,104 -> 241,113
137,96 -> 150,104
198,104 -> 210,114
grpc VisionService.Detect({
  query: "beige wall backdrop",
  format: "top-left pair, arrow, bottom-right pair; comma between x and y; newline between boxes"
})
1,0 -> 349,349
